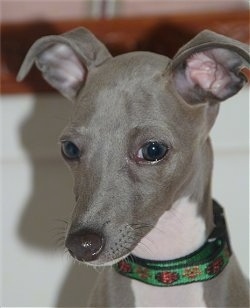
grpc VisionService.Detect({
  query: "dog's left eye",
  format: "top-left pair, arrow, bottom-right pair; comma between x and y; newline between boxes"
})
137,141 -> 169,162
61,141 -> 81,160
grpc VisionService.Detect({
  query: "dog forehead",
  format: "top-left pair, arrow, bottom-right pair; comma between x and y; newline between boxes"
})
77,51 -> 170,100
100,51 -> 170,77
72,52 -> 174,126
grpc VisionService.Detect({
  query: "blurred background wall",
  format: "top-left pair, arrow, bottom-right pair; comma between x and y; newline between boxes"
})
1,0 -> 249,306
1,0 -> 248,21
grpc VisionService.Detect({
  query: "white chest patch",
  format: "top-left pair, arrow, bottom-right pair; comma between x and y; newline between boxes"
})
131,280 -> 207,307
131,196 -> 207,307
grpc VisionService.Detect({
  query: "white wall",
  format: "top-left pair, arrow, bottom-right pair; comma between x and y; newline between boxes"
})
1,88 -> 249,307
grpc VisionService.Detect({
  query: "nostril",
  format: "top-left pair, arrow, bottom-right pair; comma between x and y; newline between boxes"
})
65,231 -> 104,262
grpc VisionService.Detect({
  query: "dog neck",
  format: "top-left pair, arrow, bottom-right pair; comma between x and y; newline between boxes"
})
132,196 -> 214,261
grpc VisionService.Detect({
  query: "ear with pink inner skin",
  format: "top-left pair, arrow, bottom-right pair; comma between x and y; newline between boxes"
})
171,30 -> 249,105
17,27 -> 112,101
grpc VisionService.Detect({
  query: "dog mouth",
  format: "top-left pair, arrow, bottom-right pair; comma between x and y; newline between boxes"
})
65,223 -> 146,266
66,236 -> 133,266
86,253 -> 131,267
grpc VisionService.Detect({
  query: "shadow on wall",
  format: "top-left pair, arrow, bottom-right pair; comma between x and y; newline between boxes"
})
18,94 -> 98,306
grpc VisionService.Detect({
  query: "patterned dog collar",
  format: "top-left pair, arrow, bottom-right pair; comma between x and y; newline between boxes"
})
113,200 -> 232,287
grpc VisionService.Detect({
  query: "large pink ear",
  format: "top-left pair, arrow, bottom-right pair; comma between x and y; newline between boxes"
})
171,30 -> 249,105
17,27 -> 112,101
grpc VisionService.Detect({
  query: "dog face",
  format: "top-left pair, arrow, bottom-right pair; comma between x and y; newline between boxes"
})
60,52 -> 205,265
18,28 -> 249,265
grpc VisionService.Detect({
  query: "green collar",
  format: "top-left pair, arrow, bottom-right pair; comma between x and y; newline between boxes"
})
114,200 -> 232,287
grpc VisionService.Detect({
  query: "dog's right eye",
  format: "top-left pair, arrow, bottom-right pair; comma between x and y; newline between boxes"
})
61,141 -> 81,160
136,141 -> 169,163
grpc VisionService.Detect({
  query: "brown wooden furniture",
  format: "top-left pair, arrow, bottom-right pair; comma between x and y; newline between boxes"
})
1,11 -> 249,94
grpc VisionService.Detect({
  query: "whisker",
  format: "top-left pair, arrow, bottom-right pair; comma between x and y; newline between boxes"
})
130,222 -> 154,229
51,230 -> 66,238
92,266 -> 105,273
124,254 -> 135,264
49,226 -> 67,232
63,248 -> 71,258
136,242 -> 154,258
51,218 -> 69,224
54,235 -> 65,244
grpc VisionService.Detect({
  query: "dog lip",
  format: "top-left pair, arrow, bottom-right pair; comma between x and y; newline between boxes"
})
86,253 -> 131,267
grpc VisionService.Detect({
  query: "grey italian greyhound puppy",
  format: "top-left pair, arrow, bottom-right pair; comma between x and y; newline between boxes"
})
17,28 -> 249,307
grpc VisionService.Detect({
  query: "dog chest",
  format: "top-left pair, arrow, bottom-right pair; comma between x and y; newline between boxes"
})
131,279 -> 207,307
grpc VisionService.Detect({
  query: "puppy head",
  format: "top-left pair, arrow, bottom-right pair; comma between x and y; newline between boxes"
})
18,28 -> 249,265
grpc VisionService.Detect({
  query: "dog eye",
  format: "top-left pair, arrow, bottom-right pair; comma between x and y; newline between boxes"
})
137,141 -> 169,162
61,141 -> 80,160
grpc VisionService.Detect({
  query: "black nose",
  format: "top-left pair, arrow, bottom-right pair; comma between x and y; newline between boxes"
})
65,230 -> 104,262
